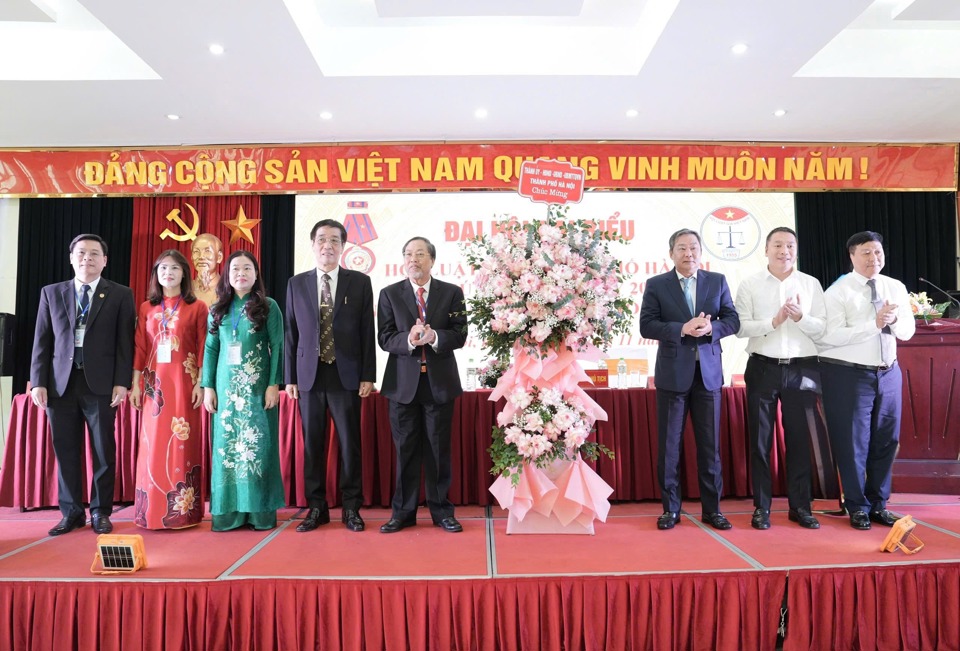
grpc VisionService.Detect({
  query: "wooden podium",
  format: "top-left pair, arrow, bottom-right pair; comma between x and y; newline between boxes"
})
894,318 -> 960,493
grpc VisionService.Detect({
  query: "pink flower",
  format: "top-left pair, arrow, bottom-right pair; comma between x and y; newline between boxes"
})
508,387 -> 533,410
554,304 -> 578,321
517,272 -> 541,293
524,412 -> 544,432
529,322 -> 551,343
504,426 -> 523,444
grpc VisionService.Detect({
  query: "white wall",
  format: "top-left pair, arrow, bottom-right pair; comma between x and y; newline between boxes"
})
0,199 -> 19,451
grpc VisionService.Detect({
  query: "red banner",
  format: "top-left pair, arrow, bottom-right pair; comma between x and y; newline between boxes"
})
0,142 -> 955,196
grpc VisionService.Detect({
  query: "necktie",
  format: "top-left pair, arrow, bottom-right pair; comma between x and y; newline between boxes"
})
75,284 -> 90,367
319,274 -> 335,363
867,279 -> 895,366
681,277 -> 695,315
416,287 -> 427,362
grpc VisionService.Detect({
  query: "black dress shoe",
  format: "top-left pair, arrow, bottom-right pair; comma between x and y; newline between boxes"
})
341,509 -> 365,532
788,508 -> 821,529
435,517 -> 463,533
849,510 -> 871,530
657,512 -> 681,530
91,513 -> 113,534
380,517 -> 415,533
49,513 -> 85,536
296,508 -> 330,533
869,509 -> 898,527
702,513 -> 733,530
751,508 -> 771,530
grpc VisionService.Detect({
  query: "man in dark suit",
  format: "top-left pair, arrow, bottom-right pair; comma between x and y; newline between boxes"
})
30,234 -> 136,536
377,236 -> 468,534
285,219 -> 376,533
639,228 -> 740,531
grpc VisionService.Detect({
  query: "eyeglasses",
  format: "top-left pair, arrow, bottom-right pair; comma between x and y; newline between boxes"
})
314,237 -> 343,246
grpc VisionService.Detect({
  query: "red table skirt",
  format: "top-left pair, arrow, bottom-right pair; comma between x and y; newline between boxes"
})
1,388 -> 810,509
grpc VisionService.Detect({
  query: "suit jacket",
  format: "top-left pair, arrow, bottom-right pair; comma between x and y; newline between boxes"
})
638,268 -> 740,392
377,277 -> 467,405
284,267 -> 376,391
30,278 -> 136,397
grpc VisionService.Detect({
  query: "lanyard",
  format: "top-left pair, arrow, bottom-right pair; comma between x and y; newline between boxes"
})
231,299 -> 246,339
160,296 -> 182,332
75,287 -> 91,322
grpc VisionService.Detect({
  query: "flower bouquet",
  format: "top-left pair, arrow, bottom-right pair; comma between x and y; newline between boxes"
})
489,385 -> 612,484
462,205 -> 634,363
476,358 -> 509,389
909,292 -> 950,323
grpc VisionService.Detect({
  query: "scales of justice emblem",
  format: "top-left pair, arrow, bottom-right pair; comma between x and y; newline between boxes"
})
700,206 -> 761,261
341,201 -> 377,273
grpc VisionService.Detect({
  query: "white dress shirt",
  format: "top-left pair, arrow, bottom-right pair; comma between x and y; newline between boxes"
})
818,271 -> 915,365
735,267 -> 825,358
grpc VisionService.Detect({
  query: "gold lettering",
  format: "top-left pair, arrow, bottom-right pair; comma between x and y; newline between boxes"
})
264,160 -> 283,183
688,157 -> 715,181
84,162 -> 104,185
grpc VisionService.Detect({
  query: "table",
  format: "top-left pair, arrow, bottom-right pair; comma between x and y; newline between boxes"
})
1,388 -> 821,509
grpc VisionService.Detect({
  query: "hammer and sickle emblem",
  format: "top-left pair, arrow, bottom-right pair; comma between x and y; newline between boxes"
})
159,203 -> 201,242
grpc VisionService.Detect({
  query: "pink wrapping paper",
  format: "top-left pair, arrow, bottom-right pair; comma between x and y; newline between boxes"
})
490,455 -> 614,527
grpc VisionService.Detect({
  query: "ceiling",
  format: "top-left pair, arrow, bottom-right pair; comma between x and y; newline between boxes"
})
1,0 -> 960,150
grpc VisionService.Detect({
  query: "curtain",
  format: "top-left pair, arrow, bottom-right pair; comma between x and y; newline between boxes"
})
0,573 -> 786,651
784,563 -> 960,650
129,196 -> 260,306
794,191 -> 958,296
258,194 -> 297,317
13,198 -> 134,393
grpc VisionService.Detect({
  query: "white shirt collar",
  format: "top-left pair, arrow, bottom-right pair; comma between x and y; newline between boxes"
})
410,277 -> 432,295
317,266 -> 340,281
74,277 -> 101,293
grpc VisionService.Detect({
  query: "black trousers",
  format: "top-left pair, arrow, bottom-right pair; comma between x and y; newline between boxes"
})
744,356 -> 819,511
388,373 -> 455,524
46,368 -> 117,518
655,363 -> 723,514
297,362 -> 363,511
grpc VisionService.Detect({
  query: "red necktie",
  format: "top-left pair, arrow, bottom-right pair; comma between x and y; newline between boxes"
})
416,287 -> 427,362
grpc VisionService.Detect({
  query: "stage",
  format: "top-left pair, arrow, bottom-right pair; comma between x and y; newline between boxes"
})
1,495 -> 959,650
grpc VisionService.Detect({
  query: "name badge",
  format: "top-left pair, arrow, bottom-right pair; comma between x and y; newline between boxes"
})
157,341 -> 172,364
74,325 -> 85,347
227,341 -> 242,365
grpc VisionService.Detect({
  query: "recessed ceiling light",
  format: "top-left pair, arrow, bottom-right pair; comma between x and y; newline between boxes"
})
166,114 -> 180,121
209,44 -> 225,55
474,108 -> 488,119
319,111 -> 333,120
773,109 -> 787,117
625,109 -> 639,118
731,43 -> 748,55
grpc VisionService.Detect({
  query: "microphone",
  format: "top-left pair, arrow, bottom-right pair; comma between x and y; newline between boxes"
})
919,277 -> 960,314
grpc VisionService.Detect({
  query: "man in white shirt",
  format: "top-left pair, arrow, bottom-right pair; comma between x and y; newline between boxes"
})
818,231 -> 915,530
736,228 -> 826,530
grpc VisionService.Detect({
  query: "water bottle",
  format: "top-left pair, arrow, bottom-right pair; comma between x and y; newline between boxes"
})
617,358 -> 627,388
465,358 -> 477,391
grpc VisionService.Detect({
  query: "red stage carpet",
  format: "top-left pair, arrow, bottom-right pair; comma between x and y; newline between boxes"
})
1,496 -> 958,650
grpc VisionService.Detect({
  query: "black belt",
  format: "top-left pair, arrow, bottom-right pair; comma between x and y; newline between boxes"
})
750,353 -> 818,366
821,358 -> 894,372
